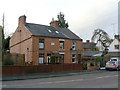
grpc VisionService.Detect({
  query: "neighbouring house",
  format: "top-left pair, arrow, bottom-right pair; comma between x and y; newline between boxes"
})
81,40 -> 101,61
82,40 -> 97,51
80,40 -> 102,68
10,15 -> 83,65
108,35 -> 120,60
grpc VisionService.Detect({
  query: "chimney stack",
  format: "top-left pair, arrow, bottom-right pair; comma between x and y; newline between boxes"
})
50,18 -> 59,28
18,15 -> 26,26
86,40 -> 90,43
114,35 -> 120,39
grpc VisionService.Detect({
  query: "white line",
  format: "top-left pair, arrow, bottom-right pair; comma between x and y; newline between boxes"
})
96,75 -> 118,79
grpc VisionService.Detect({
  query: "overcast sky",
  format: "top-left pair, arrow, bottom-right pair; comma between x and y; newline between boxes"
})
0,0 -> 119,41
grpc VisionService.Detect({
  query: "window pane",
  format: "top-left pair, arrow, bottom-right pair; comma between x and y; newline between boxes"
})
39,57 -> 44,64
72,40 -> 76,50
39,54 -> 44,64
39,39 -> 44,49
60,41 -> 64,50
39,43 -> 44,48
72,54 -> 76,63
115,45 -> 119,49
39,39 -> 44,43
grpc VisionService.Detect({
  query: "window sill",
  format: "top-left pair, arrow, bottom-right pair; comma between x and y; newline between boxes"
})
39,48 -> 44,50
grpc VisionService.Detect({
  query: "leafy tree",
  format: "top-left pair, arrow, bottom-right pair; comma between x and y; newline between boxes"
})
82,63 -> 87,70
57,12 -> 69,28
95,56 -> 103,67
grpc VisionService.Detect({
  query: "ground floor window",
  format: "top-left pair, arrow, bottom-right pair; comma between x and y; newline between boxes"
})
39,54 -> 44,64
72,54 -> 76,63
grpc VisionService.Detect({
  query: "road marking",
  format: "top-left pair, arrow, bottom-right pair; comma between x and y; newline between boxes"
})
95,75 -> 118,79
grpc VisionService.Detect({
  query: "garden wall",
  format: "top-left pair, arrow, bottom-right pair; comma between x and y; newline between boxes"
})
2,64 -> 82,76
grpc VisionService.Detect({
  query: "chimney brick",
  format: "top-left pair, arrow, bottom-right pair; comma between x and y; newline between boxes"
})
18,15 -> 26,26
114,35 -> 120,39
50,20 -> 59,28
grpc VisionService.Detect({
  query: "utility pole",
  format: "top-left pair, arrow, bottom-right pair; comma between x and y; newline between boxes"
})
2,13 -> 5,64
2,13 -> 5,40
111,23 -> 115,35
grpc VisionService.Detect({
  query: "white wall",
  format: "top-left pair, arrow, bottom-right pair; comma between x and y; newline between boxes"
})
108,39 -> 120,52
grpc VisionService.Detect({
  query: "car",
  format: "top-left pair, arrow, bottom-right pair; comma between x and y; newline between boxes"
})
110,57 -> 120,61
105,61 -> 120,71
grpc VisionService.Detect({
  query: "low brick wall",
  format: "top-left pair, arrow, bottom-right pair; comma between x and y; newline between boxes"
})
2,64 -> 82,76
87,62 -> 100,70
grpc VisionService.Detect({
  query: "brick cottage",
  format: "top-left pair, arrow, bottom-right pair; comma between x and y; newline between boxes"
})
10,15 -> 83,65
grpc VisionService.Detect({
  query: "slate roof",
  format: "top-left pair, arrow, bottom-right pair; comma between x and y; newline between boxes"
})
82,42 -> 96,49
25,23 -> 82,40
82,51 -> 102,56
108,52 -> 120,57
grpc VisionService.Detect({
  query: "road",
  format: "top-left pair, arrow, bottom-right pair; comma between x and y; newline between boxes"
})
2,71 -> 118,88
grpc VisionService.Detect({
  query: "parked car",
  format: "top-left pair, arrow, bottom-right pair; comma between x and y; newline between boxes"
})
110,57 -> 120,61
105,61 -> 120,71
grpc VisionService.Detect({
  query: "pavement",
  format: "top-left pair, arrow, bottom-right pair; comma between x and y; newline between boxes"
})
2,69 -> 106,81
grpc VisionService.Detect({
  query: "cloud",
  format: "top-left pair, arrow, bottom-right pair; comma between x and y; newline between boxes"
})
0,0 -> 119,39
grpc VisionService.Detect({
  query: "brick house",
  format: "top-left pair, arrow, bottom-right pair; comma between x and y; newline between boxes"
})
10,15 -> 83,65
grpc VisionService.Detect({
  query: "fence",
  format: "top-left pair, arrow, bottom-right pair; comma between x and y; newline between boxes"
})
3,52 -> 25,66
2,64 -> 82,76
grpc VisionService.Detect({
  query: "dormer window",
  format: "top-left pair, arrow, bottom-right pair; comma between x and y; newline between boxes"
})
55,31 -> 59,34
47,29 -> 52,33
114,45 -> 119,49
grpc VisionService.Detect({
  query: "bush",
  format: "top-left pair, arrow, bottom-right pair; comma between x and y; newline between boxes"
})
50,55 -> 56,64
82,63 -> 87,70
95,56 -> 103,67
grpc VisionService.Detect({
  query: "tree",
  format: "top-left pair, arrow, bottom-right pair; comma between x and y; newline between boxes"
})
91,28 -> 112,55
57,12 -> 69,28
3,36 -> 11,51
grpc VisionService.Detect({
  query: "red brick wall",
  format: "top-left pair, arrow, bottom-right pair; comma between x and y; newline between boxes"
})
32,36 -> 83,65
2,64 -> 82,76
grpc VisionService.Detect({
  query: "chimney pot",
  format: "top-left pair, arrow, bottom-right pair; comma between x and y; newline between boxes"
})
50,19 -> 59,28
114,35 -> 120,39
86,40 -> 90,43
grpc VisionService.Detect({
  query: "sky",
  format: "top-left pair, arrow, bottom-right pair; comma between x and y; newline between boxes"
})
0,0 -> 119,41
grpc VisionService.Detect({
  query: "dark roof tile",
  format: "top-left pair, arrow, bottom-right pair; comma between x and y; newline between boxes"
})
25,23 -> 82,40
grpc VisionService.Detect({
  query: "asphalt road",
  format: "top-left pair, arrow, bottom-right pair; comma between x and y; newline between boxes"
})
2,71 -> 118,88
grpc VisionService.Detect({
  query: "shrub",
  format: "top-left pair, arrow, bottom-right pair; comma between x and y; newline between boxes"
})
82,63 -> 87,70
50,55 -> 56,64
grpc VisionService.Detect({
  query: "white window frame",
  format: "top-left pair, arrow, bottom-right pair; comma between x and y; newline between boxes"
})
59,41 -> 64,50
114,45 -> 119,50
72,54 -> 76,63
39,39 -> 44,49
39,54 -> 44,64
72,40 -> 76,50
